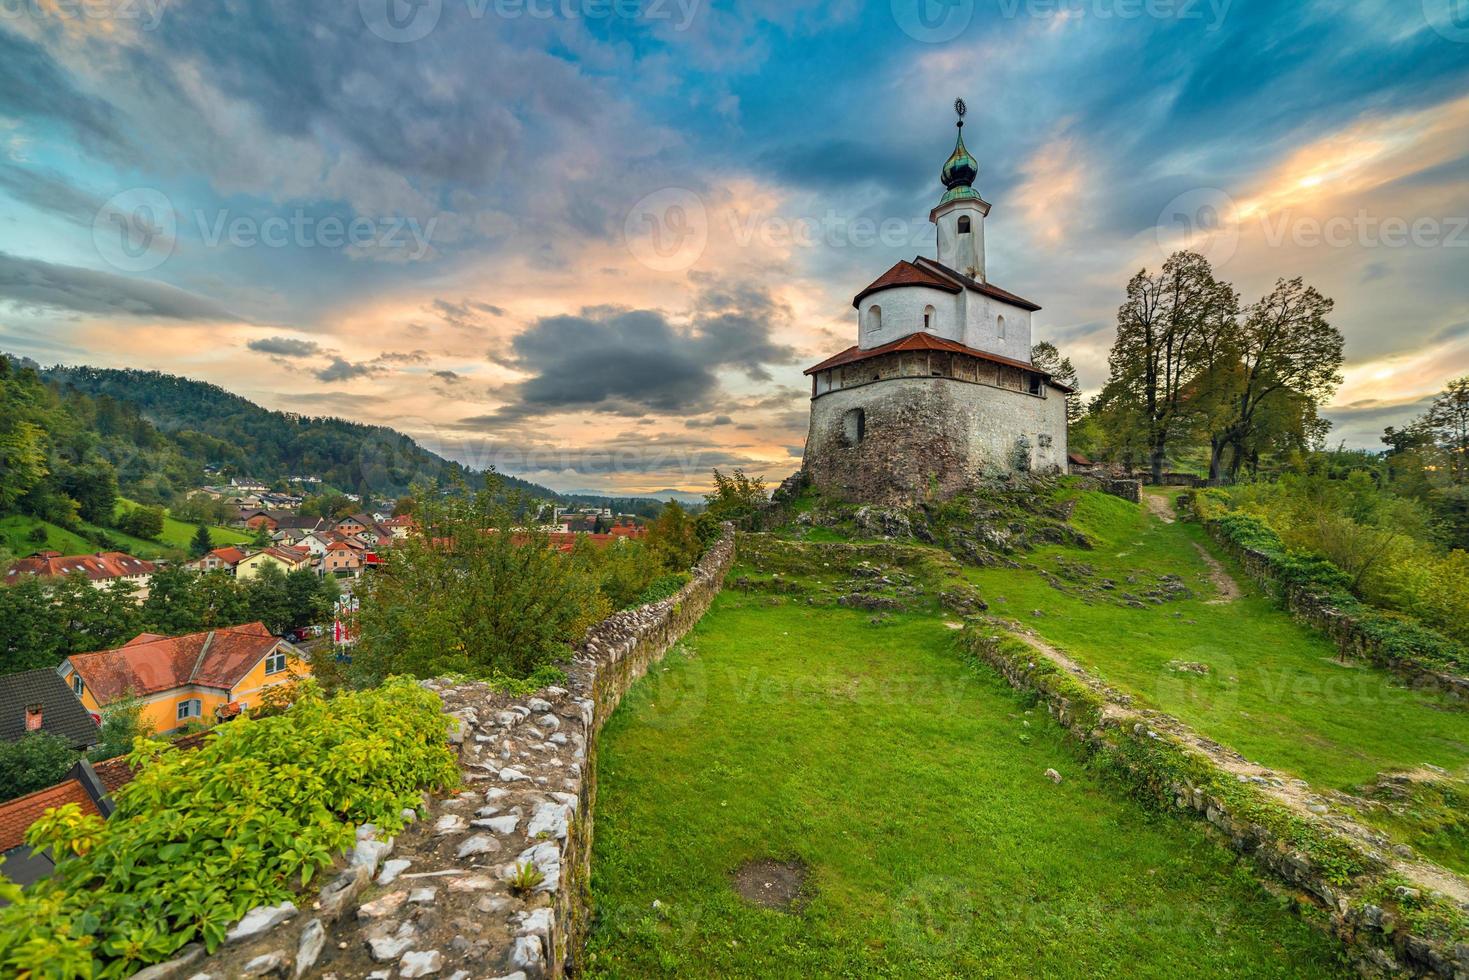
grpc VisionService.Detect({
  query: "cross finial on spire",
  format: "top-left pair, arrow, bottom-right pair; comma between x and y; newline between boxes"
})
955,97 -> 966,128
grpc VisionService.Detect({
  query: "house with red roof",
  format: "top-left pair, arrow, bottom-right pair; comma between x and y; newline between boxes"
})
58,623 -> 309,735
235,545 -> 314,581
2,550 -> 157,599
184,546 -> 249,575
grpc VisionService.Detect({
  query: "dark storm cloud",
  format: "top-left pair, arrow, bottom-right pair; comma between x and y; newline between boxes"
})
315,358 -> 382,382
247,336 -> 322,357
0,252 -> 236,321
470,279 -> 799,424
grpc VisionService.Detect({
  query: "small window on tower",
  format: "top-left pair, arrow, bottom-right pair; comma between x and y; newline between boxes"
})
842,408 -> 866,447
923,305 -> 936,331
997,315 -> 1006,340
958,216 -> 971,234
868,305 -> 883,334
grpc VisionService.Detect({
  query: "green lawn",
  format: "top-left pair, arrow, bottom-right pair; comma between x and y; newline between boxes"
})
587,585 -> 1347,977
965,490 -> 1469,870
0,515 -> 94,556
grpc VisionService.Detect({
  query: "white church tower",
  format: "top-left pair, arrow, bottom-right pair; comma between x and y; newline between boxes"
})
799,99 -> 1072,504
931,100 -> 990,282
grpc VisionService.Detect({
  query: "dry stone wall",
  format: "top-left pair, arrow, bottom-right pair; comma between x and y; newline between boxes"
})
167,525 -> 736,979
1200,519 -> 1469,700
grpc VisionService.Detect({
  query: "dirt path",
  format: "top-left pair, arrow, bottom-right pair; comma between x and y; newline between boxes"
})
1192,542 -> 1242,604
1000,623 -> 1469,906
1142,491 -> 1175,523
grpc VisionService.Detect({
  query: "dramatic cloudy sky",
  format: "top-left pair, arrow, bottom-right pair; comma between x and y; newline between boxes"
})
1,0 -> 1466,492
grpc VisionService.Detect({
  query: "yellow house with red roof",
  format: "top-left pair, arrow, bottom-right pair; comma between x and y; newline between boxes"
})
58,623 -> 309,734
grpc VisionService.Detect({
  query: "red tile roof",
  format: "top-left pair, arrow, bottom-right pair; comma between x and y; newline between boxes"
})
3,551 -> 156,586
804,332 -> 1075,393
851,257 -> 1041,312
851,260 -> 961,307
207,547 -> 247,565
67,623 -> 286,704
0,779 -> 101,852
911,256 -> 1043,312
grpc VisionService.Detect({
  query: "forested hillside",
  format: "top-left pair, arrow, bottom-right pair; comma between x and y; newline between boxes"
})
42,365 -> 560,501
0,355 -> 558,552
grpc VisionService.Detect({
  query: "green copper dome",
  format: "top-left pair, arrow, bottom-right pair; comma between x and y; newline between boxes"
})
941,127 -> 978,192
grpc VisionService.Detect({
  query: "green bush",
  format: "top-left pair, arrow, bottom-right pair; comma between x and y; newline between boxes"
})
351,481 -> 607,685
635,572 -> 689,606
0,678 -> 458,977
0,732 -> 79,804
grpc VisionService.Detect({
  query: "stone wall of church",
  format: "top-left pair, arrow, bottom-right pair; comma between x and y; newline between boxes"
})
803,375 -> 1068,504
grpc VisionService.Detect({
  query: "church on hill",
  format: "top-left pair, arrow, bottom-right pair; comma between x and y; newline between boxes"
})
800,101 -> 1071,504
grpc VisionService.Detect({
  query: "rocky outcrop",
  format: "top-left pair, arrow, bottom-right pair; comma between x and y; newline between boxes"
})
176,525 -> 736,979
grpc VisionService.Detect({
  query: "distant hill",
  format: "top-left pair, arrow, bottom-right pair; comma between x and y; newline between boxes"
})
5,358 -> 558,507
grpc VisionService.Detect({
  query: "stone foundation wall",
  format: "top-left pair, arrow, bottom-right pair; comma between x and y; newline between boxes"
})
167,525 -> 736,980
804,376 -> 1068,505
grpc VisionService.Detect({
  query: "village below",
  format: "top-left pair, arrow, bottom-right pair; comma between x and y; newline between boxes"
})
1,108 -> 1468,978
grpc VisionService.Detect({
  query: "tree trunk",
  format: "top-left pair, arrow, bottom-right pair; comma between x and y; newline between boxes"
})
1150,435 -> 1166,486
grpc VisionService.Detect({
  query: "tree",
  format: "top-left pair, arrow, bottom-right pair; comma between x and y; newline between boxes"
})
141,565 -> 207,635
117,504 -> 165,540
61,458 -> 119,525
189,522 -> 214,559
0,577 -> 64,672
1428,376 -> 1469,485
0,421 -> 49,512
1214,277 -> 1342,481
1101,251 -> 1237,482
1030,341 -> 1083,426
0,733 -> 78,804
393,495 -> 417,517
352,479 -> 606,686
647,501 -> 701,570
52,575 -> 139,654
89,695 -> 150,763
250,524 -> 274,547
244,563 -> 294,634
195,570 -> 251,628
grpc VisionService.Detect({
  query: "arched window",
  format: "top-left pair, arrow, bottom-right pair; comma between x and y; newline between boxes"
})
842,408 -> 866,447
957,215 -> 971,234
868,305 -> 883,335
923,305 -> 936,331
996,314 -> 1006,340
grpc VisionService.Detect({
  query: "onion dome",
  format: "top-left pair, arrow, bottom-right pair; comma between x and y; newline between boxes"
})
940,98 -> 982,205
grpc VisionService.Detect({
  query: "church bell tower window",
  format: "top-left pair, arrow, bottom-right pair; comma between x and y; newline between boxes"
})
957,216 -> 971,234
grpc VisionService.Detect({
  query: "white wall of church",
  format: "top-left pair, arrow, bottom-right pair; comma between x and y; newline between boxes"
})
960,294 -> 1033,363
857,286 -> 1034,364
858,286 -> 961,349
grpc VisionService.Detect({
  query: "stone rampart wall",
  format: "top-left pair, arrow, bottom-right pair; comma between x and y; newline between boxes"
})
168,525 -> 736,979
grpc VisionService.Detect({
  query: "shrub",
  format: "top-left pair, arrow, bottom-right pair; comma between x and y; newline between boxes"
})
351,480 -> 607,685
0,678 -> 458,976
635,572 -> 689,606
